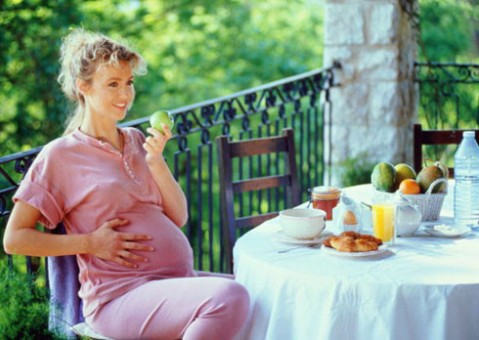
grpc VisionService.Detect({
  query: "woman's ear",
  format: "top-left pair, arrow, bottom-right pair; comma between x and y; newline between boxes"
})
76,79 -> 89,96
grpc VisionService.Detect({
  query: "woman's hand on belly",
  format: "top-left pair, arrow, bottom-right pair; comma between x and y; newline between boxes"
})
87,218 -> 154,268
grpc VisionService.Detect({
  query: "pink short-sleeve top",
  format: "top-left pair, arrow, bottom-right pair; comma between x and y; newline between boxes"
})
13,127 -> 194,316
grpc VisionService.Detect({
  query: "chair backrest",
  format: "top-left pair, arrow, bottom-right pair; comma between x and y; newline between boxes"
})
216,128 -> 300,272
413,123 -> 479,177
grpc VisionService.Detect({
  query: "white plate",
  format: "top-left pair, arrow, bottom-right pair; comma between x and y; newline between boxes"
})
322,244 -> 388,258
272,230 -> 331,246
423,224 -> 471,238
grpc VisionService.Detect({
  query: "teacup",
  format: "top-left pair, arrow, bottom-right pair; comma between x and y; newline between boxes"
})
278,208 -> 326,239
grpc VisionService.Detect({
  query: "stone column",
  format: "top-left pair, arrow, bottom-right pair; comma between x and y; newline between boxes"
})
323,0 -> 418,186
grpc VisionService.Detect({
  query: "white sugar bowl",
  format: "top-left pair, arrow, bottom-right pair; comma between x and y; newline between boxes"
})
278,208 -> 326,239
395,194 -> 422,237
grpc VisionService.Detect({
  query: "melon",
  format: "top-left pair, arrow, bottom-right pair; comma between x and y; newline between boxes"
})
371,162 -> 397,193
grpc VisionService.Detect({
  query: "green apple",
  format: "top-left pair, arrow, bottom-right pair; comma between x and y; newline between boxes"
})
150,110 -> 174,134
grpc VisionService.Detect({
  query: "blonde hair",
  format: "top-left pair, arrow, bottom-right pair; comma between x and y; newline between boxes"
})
58,28 -> 147,135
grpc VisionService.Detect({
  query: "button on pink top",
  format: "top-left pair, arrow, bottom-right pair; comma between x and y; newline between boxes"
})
14,127 -> 194,316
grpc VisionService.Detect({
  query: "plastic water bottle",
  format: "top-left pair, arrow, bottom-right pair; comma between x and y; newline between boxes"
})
454,131 -> 479,228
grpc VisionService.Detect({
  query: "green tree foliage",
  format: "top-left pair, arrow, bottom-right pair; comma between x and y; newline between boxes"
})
0,1 -> 84,154
127,0 -> 323,117
419,0 -> 479,62
2,0 -> 478,157
0,259 -> 64,339
416,0 -> 479,164
417,0 -> 479,128
0,0 -> 324,156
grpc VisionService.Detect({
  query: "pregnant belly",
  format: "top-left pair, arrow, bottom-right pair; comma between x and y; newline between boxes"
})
99,207 -> 194,277
76,205 -> 195,313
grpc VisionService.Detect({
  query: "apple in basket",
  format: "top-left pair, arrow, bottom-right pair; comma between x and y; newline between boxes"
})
278,208 -> 326,240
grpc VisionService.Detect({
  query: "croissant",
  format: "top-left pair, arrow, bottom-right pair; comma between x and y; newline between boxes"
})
357,233 -> 383,246
353,238 -> 379,252
329,236 -> 356,252
323,231 -> 381,252
338,231 -> 382,246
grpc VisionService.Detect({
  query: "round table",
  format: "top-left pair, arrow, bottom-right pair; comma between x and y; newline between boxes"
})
233,183 -> 479,340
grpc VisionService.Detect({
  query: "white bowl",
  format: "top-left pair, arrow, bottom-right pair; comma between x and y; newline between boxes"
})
278,208 -> 326,240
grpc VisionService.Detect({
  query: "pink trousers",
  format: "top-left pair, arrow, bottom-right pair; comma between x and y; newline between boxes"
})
86,276 -> 249,340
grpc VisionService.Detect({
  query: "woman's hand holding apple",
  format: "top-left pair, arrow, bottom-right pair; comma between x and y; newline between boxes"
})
144,110 -> 174,166
143,125 -> 172,166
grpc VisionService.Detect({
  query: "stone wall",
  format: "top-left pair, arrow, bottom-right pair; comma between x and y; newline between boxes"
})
323,0 -> 418,186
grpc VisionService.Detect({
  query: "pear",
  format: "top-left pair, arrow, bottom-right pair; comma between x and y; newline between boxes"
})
416,164 -> 446,193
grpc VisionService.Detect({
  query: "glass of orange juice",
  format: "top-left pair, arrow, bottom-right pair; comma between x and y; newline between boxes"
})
372,202 -> 396,245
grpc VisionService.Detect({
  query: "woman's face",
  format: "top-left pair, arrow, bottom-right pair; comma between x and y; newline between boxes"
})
81,60 -> 135,123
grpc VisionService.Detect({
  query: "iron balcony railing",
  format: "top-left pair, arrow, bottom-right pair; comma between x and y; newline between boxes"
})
414,61 -> 479,165
0,64 -> 339,277
414,62 -> 479,129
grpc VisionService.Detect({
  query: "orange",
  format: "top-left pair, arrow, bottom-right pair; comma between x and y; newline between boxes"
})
399,179 -> 421,195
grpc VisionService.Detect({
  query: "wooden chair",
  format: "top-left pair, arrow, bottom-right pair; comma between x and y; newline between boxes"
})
216,128 -> 300,273
413,123 -> 479,177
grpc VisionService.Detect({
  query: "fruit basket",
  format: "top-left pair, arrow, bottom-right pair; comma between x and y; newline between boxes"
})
401,178 -> 447,221
401,191 -> 446,221
375,178 -> 447,221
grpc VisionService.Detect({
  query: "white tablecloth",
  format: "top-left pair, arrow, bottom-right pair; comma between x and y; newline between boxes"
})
233,183 -> 479,340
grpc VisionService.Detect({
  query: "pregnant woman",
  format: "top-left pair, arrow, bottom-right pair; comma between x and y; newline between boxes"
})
3,28 -> 249,340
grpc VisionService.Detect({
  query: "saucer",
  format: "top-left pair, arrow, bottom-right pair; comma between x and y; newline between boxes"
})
272,230 -> 331,246
423,224 -> 471,238
322,244 -> 388,258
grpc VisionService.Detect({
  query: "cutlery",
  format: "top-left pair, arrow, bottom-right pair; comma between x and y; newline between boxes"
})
278,245 -> 319,253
